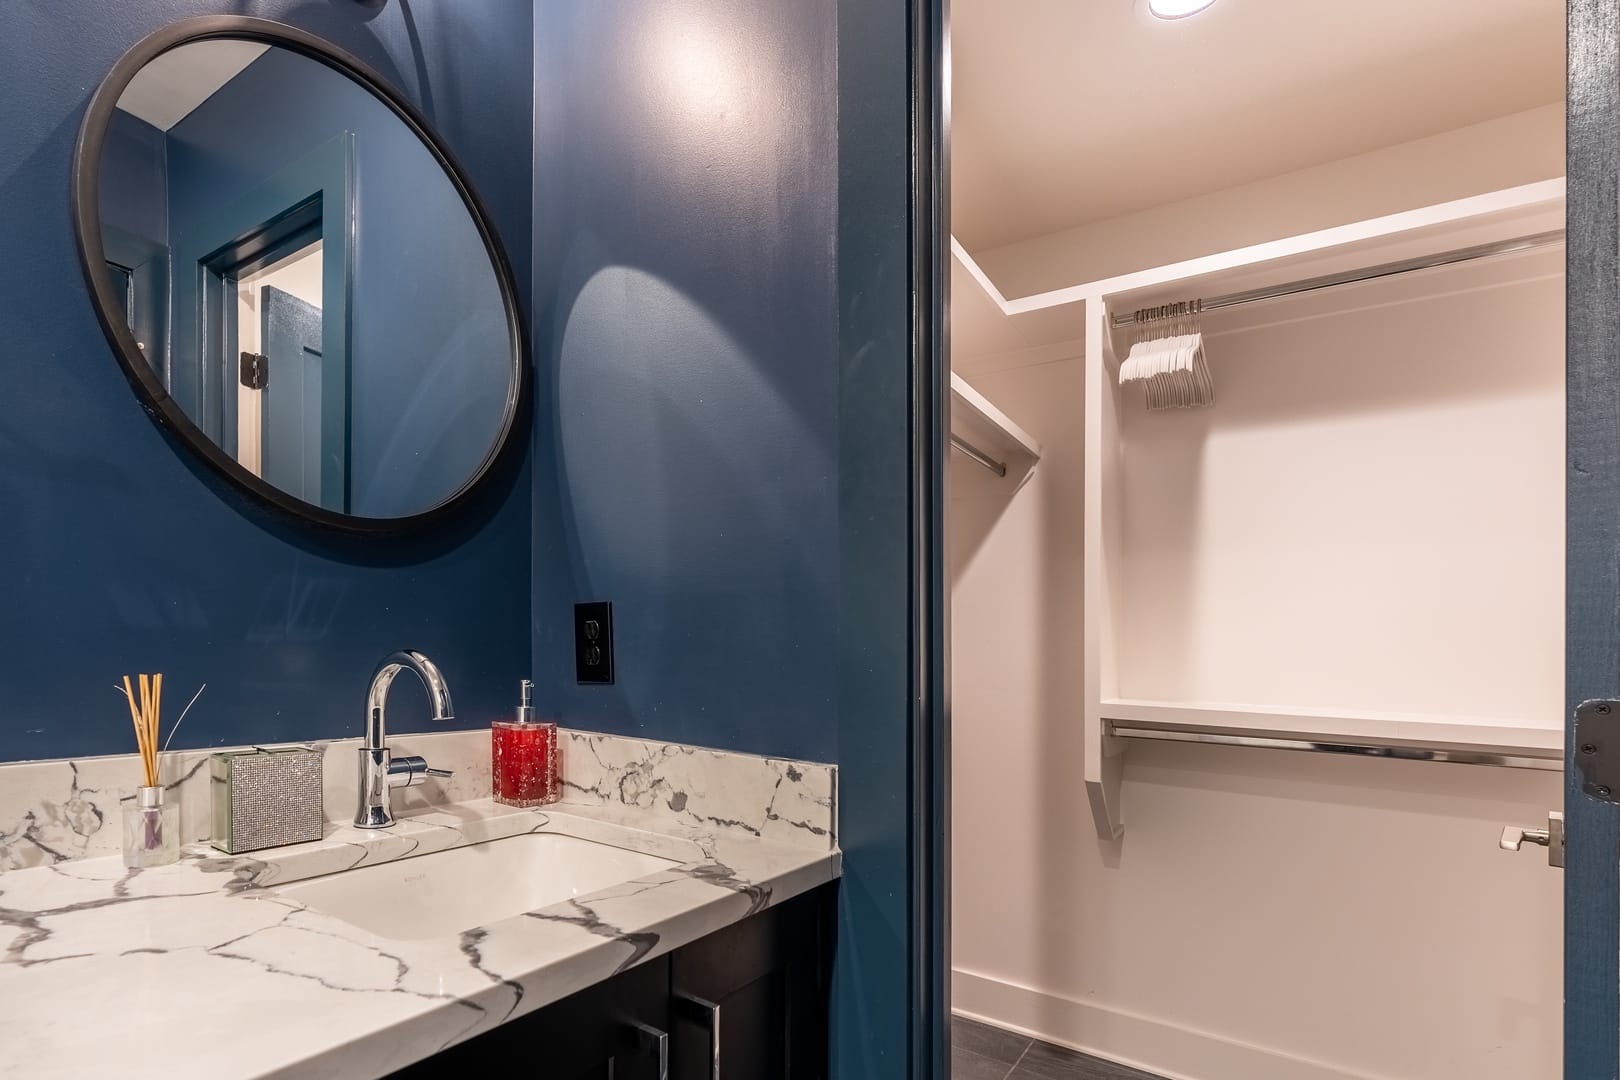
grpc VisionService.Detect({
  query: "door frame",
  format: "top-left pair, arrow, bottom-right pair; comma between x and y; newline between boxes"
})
831,0 -> 950,1076
913,0 -> 952,1073
173,131 -> 353,504
1566,2 -> 1620,1076
840,2 -> 1620,1077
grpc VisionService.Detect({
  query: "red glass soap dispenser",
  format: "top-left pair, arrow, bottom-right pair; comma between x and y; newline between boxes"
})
492,679 -> 558,807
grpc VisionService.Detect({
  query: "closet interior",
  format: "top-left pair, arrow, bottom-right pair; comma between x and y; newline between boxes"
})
954,181 -> 1566,836
1079,181 -> 1565,835
948,3 -> 1565,1077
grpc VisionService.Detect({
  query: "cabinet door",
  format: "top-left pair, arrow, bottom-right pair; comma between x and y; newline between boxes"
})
670,888 -> 832,1080
386,955 -> 672,1079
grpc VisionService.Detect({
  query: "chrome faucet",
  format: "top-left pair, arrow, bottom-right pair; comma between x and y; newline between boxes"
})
355,650 -> 457,828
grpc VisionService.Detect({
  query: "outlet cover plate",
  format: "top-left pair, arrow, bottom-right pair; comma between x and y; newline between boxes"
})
574,601 -> 615,685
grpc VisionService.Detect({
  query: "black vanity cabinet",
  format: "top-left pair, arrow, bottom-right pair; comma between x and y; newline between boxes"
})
388,955 -> 672,1079
386,885 -> 832,1080
669,888 -> 832,1079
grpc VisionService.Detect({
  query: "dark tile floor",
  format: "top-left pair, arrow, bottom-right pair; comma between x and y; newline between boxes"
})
951,1016 -> 1168,1080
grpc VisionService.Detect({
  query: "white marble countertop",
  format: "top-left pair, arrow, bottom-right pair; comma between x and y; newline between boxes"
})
0,799 -> 841,1079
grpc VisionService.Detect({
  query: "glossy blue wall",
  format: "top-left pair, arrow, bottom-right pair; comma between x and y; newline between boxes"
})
531,6 -> 928,1078
531,1 -> 839,763
0,2 -> 533,761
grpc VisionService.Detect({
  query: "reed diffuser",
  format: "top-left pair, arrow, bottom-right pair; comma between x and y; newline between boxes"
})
120,672 -> 179,867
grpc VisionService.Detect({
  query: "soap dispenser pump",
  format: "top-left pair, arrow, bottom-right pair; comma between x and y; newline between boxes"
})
492,679 -> 558,807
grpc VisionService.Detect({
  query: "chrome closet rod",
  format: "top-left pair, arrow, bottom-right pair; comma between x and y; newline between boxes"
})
1110,724 -> 1562,772
951,435 -> 1007,477
1108,229 -> 1566,327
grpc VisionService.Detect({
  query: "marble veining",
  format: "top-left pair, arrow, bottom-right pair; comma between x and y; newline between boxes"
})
0,728 -> 834,870
0,730 -> 494,871
558,729 -> 837,849
0,798 -> 839,1080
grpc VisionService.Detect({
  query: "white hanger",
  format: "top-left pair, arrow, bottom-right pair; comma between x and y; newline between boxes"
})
1116,302 -> 1213,410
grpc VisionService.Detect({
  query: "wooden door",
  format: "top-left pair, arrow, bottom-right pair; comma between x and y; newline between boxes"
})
1566,3 -> 1620,1076
259,285 -> 326,506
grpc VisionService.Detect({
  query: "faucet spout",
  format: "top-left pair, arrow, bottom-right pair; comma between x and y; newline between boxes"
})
364,650 -> 455,750
355,650 -> 455,829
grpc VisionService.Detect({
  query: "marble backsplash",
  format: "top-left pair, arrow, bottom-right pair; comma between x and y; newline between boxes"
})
0,727 -> 836,870
557,730 -> 837,850
0,729 -> 492,871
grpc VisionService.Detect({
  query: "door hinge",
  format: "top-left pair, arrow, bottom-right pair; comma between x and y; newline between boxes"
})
239,351 -> 267,390
1575,699 -> 1620,803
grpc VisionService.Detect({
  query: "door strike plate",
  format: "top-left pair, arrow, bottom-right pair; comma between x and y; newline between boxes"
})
1574,699 -> 1620,803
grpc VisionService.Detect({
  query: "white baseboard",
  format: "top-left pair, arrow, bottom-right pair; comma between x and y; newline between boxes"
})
951,967 -> 1382,1080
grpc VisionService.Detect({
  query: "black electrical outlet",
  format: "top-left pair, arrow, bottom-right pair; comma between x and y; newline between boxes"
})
574,601 -> 615,684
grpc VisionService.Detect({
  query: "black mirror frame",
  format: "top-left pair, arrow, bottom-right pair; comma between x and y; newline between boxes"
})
71,16 -> 529,535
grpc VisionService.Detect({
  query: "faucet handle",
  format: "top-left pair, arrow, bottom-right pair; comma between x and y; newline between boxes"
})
387,755 -> 453,789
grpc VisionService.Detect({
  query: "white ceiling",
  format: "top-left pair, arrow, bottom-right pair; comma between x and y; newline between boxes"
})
117,41 -> 270,131
951,0 -> 1565,253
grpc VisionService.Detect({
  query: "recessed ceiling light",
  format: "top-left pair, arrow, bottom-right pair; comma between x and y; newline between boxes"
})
1148,0 -> 1219,19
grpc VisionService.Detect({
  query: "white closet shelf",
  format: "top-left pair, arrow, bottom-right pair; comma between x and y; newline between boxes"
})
950,239 -> 1085,377
1081,178 -> 1570,840
1100,699 -> 1562,759
1023,178 -> 1565,316
950,372 -> 1039,488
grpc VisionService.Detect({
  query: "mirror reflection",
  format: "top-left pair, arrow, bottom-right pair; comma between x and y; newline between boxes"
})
96,39 -> 517,520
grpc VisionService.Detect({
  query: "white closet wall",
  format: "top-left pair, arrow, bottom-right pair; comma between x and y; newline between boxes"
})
1114,255 -> 1562,726
1082,184 -> 1566,832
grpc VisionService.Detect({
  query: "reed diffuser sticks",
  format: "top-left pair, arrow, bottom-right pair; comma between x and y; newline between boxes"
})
122,672 -> 164,788
119,671 -> 183,868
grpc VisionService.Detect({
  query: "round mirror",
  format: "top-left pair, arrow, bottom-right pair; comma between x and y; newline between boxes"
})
74,18 -> 525,530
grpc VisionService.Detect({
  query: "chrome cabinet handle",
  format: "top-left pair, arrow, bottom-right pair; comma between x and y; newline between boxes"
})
675,992 -> 722,1080
1499,810 -> 1564,868
634,1021 -> 669,1080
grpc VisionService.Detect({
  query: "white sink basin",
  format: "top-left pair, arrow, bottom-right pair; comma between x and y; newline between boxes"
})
273,833 -> 680,940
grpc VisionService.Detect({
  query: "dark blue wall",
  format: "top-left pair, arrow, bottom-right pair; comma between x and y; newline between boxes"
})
100,110 -> 169,248
98,109 -> 173,378
531,2 -> 839,763
165,46 -> 511,518
531,6 -> 928,1078
0,1 -> 533,761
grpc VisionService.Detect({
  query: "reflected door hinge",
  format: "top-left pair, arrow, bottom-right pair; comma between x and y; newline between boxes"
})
239,351 -> 268,390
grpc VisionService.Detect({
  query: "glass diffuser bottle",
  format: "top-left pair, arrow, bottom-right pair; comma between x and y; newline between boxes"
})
122,784 -> 179,868
492,679 -> 558,807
